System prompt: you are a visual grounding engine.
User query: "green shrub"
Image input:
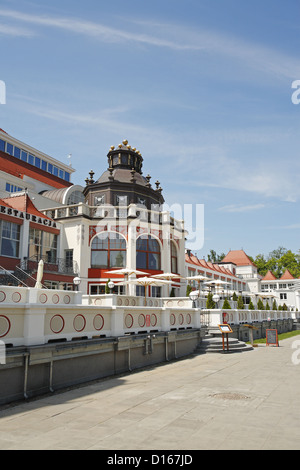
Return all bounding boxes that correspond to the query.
[222,298,231,309]
[237,295,244,310]
[206,292,215,309]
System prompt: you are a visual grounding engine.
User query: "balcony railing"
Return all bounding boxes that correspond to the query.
[40,203,185,232]
[21,255,79,276]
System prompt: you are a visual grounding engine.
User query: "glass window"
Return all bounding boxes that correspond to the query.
[136,285,145,297]
[59,169,64,179]
[28,154,34,165]
[151,286,161,298]
[41,160,47,171]
[91,232,126,269]
[53,166,58,176]
[0,139,5,152]
[5,183,10,192]
[67,190,85,205]
[171,241,178,274]
[65,172,70,182]
[48,163,53,174]
[28,228,57,263]
[14,147,21,159]
[121,154,128,165]
[0,221,20,258]
[21,151,28,162]
[6,143,13,155]
[136,235,161,270]
[65,249,73,268]
[34,156,41,168]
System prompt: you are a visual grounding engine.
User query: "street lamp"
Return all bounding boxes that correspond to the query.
[108,280,115,294]
[212,294,220,308]
[189,290,199,308]
[73,276,81,291]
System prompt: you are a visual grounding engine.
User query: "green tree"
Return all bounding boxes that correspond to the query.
[248,300,255,310]
[222,298,231,309]
[237,295,244,310]
[266,302,270,310]
[254,246,300,278]
[232,292,238,301]
[207,250,226,263]
[257,298,264,310]
[105,278,111,294]
[206,292,215,309]
[186,284,192,297]
[272,299,277,310]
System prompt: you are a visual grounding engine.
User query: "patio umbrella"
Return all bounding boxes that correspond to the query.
[120,276,172,305]
[34,259,44,289]
[152,272,185,280]
[105,268,148,294]
[186,275,210,296]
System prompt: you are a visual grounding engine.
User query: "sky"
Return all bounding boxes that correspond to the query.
[0,0,300,260]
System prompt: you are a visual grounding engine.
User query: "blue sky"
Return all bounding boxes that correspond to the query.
[0,0,300,260]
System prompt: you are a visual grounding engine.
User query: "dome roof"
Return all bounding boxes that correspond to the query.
[96,168,148,186]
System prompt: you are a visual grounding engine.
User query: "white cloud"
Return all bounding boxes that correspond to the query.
[218,203,265,213]
[0,8,299,79]
[0,23,34,37]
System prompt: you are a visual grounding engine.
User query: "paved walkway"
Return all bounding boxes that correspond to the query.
[0,336,300,450]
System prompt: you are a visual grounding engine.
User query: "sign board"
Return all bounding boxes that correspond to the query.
[218,324,233,334]
[266,329,279,347]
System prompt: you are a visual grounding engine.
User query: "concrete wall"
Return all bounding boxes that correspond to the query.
[0,329,201,406]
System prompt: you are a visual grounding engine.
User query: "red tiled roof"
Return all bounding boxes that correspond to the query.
[262,270,277,281]
[221,250,256,267]
[1,193,53,221]
[0,198,13,208]
[280,269,295,280]
[185,252,238,279]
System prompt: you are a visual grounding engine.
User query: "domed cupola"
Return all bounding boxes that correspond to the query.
[83,140,164,209]
[107,140,143,174]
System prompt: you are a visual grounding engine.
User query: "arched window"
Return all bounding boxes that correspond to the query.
[91,232,126,269]
[171,241,178,274]
[136,235,161,270]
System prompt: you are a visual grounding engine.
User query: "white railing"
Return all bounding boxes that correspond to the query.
[40,203,185,231]
[0,287,297,347]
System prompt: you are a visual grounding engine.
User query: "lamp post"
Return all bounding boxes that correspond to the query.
[212,294,220,309]
[73,276,81,291]
[108,280,115,294]
[189,290,199,309]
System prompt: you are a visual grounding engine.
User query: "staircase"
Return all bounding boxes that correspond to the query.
[195,327,254,354]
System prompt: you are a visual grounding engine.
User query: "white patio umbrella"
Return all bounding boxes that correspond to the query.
[35,259,44,289]
[105,268,148,277]
[256,292,277,298]
[186,275,210,296]
[118,276,172,305]
[105,268,148,294]
[204,280,230,286]
[151,273,186,281]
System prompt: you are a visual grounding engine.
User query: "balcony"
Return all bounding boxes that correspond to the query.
[21,255,79,276]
